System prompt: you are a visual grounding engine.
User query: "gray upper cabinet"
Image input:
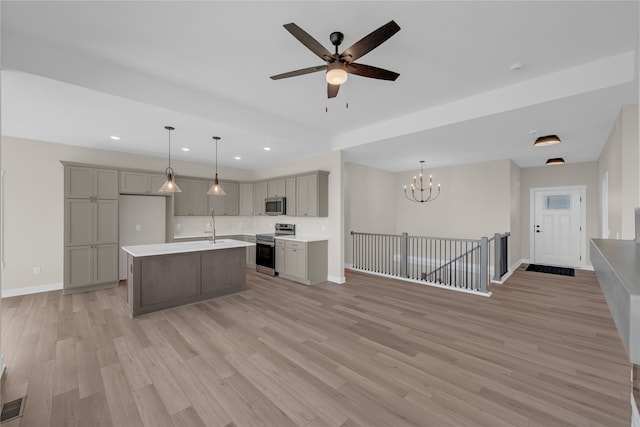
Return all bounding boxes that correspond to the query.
[267,179,286,198]
[120,171,167,194]
[239,183,254,216]
[285,177,297,217]
[174,178,209,216]
[208,181,239,216]
[253,182,267,216]
[296,171,329,217]
[66,166,118,199]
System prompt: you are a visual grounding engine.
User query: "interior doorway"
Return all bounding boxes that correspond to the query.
[530,186,585,268]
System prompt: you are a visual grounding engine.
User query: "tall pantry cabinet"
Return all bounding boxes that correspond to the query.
[63,163,119,293]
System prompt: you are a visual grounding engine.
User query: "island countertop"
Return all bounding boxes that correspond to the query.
[122,239,254,257]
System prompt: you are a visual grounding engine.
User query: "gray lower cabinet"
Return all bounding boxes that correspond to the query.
[65,244,118,290]
[246,236,256,267]
[277,239,328,285]
[120,171,167,194]
[174,178,209,216]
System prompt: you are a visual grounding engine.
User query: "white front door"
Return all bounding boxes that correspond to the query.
[533,189,583,268]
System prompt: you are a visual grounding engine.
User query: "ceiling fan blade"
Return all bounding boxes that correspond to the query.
[283,23,333,61]
[328,83,340,98]
[346,63,399,81]
[340,20,401,63]
[270,65,327,80]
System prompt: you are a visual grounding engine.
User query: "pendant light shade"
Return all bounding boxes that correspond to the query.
[159,126,182,193]
[207,136,226,196]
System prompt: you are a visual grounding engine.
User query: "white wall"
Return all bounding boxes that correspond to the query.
[520,162,599,265]
[344,163,397,265]
[598,104,639,240]
[509,161,522,266]
[0,136,252,295]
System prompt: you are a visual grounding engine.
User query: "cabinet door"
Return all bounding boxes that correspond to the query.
[307,174,318,217]
[285,178,296,216]
[285,246,306,280]
[296,175,310,217]
[239,183,254,216]
[173,178,190,215]
[275,245,285,273]
[149,175,167,194]
[66,199,93,246]
[190,180,209,215]
[268,179,286,198]
[247,236,256,266]
[224,182,239,216]
[94,244,118,284]
[95,169,119,199]
[66,246,93,288]
[120,171,149,193]
[253,182,267,216]
[94,200,119,244]
[66,166,94,198]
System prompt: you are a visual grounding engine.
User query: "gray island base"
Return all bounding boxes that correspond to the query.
[123,239,254,317]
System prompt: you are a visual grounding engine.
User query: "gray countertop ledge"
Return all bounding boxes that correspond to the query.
[591,238,640,364]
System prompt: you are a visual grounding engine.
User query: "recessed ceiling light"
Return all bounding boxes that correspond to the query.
[110,135,121,140]
[509,62,524,72]
[264,147,272,151]
[234,156,242,160]
[181,147,190,152]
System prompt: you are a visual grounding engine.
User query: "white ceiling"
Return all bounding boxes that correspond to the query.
[1,1,638,172]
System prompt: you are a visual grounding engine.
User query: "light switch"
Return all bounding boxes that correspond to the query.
[135,224,142,231]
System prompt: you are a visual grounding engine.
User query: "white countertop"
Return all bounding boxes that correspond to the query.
[275,235,328,243]
[122,239,255,257]
[174,231,259,240]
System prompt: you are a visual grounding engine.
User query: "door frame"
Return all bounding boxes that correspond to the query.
[529,185,587,269]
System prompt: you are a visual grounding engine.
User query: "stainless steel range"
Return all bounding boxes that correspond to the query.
[255,223,295,276]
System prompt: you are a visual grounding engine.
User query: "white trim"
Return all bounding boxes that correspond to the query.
[346,267,492,297]
[632,391,640,427]
[489,259,523,285]
[530,185,587,269]
[327,275,346,284]
[0,354,5,384]
[1,282,63,298]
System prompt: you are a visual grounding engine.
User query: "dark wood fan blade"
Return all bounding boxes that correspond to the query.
[346,63,399,81]
[270,65,327,80]
[283,23,333,61]
[340,20,401,63]
[328,83,340,98]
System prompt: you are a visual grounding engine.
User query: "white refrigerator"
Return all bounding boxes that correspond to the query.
[119,195,167,280]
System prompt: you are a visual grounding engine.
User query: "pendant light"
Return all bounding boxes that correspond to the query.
[159,126,182,192]
[207,136,226,195]
[403,160,441,203]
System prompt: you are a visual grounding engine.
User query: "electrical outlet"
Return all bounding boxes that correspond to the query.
[32,266,41,275]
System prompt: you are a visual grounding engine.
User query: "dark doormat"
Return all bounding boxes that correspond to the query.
[526,264,575,277]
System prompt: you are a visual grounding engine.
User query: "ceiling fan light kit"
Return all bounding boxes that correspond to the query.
[534,134,561,147]
[271,20,401,98]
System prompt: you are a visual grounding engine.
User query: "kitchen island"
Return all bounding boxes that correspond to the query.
[122,239,254,317]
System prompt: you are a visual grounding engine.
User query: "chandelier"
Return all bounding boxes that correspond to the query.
[404,160,440,203]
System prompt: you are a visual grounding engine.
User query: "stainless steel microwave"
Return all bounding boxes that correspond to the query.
[265,197,286,216]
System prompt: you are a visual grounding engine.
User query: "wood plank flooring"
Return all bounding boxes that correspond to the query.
[1,266,631,426]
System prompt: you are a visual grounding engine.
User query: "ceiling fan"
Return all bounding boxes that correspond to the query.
[270,20,401,98]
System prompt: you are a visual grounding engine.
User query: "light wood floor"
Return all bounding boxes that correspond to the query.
[1,266,631,426]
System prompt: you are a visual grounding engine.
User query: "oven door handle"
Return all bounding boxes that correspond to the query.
[256,241,275,247]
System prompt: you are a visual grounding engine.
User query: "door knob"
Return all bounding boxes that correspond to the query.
[536,230,541,233]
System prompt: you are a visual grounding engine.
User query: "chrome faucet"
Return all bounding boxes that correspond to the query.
[210,208,217,244]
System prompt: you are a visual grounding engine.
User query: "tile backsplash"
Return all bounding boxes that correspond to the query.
[173,215,328,237]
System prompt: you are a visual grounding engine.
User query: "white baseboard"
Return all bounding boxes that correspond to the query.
[1,282,63,298]
[632,392,640,427]
[327,275,346,284]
